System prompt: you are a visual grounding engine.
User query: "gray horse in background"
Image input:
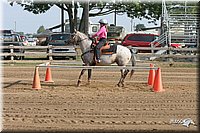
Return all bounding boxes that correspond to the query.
[69,30,137,87]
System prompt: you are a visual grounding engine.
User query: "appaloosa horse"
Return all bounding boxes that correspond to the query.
[69,30,137,87]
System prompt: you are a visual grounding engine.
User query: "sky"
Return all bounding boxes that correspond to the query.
[1,0,160,34]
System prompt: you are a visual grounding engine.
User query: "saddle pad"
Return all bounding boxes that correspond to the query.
[101,44,117,54]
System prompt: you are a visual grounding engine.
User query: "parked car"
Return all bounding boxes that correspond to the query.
[0,29,14,34]
[20,35,29,46]
[122,33,160,53]
[27,38,37,46]
[1,33,25,60]
[47,33,77,60]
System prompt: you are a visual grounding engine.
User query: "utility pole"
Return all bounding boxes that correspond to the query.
[114,1,117,26]
[61,4,64,32]
[130,18,133,31]
[114,7,117,26]
[83,1,89,35]
[14,21,16,31]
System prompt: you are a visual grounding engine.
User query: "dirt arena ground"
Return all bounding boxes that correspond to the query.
[1,61,199,132]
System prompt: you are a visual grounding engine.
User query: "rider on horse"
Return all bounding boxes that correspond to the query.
[91,19,108,63]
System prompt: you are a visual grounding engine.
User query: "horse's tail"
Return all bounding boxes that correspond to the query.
[129,47,137,78]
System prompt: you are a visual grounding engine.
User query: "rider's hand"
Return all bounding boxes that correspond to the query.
[89,36,93,40]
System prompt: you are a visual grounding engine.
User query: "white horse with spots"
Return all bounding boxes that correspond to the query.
[69,30,137,87]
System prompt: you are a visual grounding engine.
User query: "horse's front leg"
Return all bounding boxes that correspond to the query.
[87,69,92,84]
[121,69,129,87]
[77,69,87,87]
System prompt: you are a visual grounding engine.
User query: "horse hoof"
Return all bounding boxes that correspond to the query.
[76,84,80,87]
[77,81,81,87]
[116,84,120,87]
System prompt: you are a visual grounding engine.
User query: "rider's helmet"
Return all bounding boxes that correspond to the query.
[99,19,108,25]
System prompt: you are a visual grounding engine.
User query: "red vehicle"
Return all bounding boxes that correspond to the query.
[20,35,28,46]
[122,33,160,53]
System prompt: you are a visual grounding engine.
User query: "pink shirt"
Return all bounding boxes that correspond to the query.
[92,25,107,39]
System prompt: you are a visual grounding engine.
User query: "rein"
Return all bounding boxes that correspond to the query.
[72,34,93,64]
[76,37,88,43]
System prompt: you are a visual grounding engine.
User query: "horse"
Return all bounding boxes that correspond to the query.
[68,30,137,87]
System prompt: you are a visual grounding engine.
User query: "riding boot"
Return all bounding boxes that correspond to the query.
[96,48,101,62]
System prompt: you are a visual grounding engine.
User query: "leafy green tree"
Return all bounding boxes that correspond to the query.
[135,24,145,31]
[166,1,198,14]
[16,32,24,36]
[8,0,164,33]
[37,25,45,34]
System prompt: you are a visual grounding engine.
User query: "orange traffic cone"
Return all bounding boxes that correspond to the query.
[153,68,165,92]
[32,67,41,89]
[148,64,155,86]
[44,65,54,83]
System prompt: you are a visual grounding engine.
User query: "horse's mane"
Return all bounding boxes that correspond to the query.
[76,31,88,39]
[75,30,92,47]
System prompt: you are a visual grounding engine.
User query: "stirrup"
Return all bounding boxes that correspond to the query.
[97,59,101,63]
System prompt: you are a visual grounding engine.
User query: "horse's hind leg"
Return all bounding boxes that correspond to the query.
[121,69,129,87]
[77,69,87,87]
[87,69,92,84]
[117,69,124,87]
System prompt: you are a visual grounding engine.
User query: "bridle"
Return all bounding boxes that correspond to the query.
[76,37,89,43]
[69,33,94,64]
[72,33,89,45]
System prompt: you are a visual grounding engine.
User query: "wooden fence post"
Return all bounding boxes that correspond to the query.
[151,43,154,54]
[10,45,14,61]
[49,45,53,60]
[168,32,173,62]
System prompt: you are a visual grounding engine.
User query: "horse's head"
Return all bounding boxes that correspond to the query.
[67,29,91,47]
[66,30,79,46]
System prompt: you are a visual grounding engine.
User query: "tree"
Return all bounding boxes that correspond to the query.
[37,25,45,34]
[135,24,145,31]
[8,0,164,33]
[166,1,198,14]
[126,2,162,24]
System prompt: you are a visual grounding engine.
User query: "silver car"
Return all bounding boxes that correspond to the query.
[47,33,77,60]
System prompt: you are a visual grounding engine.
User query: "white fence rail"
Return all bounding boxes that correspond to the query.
[0,45,198,61]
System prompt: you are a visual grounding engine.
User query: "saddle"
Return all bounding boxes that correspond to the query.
[100,42,113,55]
[92,41,117,55]
[89,39,117,65]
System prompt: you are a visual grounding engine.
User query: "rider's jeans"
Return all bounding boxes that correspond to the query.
[95,38,107,60]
